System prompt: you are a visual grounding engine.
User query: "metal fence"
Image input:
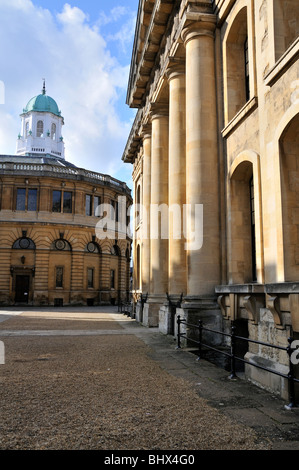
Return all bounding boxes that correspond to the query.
[177,315,299,409]
[118,301,132,316]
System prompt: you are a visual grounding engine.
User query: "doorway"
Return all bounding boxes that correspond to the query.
[15,275,30,303]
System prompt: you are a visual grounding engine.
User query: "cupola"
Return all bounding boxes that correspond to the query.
[16,81,65,160]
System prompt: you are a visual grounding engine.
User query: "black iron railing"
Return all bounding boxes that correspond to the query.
[118,301,132,316]
[177,315,299,409]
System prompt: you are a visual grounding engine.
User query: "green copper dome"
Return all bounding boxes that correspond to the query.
[22,83,62,117]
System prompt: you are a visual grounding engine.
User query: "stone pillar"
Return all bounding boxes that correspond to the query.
[143,104,169,326]
[167,63,187,297]
[182,16,221,297]
[141,127,151,295]
[150,105,169,295]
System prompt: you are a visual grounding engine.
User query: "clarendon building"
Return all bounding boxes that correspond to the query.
[122,0,299,399]
[0,83,132,307]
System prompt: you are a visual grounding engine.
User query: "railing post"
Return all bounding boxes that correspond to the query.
[285,337,296,410]
[229,323,237,379]
[177,315,181,349]
[197,320,203,360]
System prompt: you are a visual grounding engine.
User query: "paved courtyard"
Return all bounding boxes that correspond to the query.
[0,306,298,451]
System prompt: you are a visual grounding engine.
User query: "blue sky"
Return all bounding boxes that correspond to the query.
[0,0,138,187]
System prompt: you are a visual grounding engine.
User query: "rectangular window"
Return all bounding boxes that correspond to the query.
[16,188,26,211]
[52,190,62,213]
[115,201,119,222]
[94,196,101,217]
[249,177,257,282]
[87,268,94,288]
[244,37,250,102]
[16,188,38,211]
[110,269,115,289]
[86,194,92,216]
[28,189,37,211]
[63,191,72,213]
[111,200,119,222]
[56,267,63,288]
[52,190,73,213]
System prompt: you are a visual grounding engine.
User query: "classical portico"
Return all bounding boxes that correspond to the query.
[123,2,222,330]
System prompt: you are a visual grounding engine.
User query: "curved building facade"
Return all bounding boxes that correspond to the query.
[0,85,132,306]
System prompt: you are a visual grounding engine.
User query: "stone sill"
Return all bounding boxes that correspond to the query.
[221,96,258,138]
[264,38,299,87]
[216,282,299,295]
[215,284,264,294]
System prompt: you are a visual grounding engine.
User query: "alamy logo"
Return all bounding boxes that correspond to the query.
[0,81,4,105]
[290,340,299,365]
[0,341,4,364]
[95,196,204,251]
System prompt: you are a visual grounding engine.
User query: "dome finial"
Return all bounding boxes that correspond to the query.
[42,78,46,95]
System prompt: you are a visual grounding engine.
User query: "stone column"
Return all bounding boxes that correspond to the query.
[167,63,187,297]
[182,16,221,297]
[141,127,151,295]
[143,104,169,326]
[150,105,169,295]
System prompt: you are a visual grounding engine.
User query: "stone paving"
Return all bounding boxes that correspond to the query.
[0,306,299,451]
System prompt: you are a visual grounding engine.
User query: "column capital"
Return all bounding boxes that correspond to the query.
[165,58,185,81]
[181,13,217,44]
[139,123,152,140]
[149,102,169,121]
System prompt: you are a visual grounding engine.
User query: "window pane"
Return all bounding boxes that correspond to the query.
[63,192,72,213]
[51,123,56,140]
[110,269,115,289]
[94,196,101,216]
[56,267,63,288]
[87,268,94,288]
[16,188,26,211]
[52,190,62,212]
[85,195,92,216]
[37,120,44,137]
[28,189,37,211]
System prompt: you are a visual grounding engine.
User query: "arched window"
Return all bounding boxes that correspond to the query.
[37,120,44,137]
[136,244,141,290]
[13,237,36,250]
[25,122,30,138]
[136,183,141,226]
[51,123,56,140]
[230,161,256,283]
[224,6,249,123]
[111,244,121,256]
[52,239,72,251]
[86,241,101,254]
[274,0,299,61]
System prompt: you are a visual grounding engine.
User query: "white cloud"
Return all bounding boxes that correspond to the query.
[0,0,136,184]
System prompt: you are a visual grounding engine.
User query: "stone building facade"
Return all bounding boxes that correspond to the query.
[0,86,132,307]
[122,0,299,399]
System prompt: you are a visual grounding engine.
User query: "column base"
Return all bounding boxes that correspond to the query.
[175,296,222,347]
[159,295,183,335]
[245,352,289,401]
[143,295,166,327]
[135,301,143,323]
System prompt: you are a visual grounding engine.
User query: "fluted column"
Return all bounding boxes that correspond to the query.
[150,104,169,296]
[141,127,151,294]
[182,16,221,296]
[167,64,187,296]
